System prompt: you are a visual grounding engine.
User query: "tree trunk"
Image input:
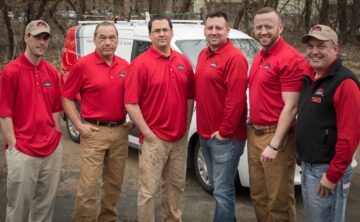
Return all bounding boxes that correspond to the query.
[233,2,245,30]
[349,0,360,44]
[303,0,312,30]
[0,0,15,60]
[337,0,347,45]
[319,0,329,24]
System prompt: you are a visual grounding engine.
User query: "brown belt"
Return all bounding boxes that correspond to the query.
[249,124,277,136]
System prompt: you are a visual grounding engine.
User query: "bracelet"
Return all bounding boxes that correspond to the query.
[268,143,279,151]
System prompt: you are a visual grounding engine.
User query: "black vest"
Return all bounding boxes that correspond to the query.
[296,60,360,163]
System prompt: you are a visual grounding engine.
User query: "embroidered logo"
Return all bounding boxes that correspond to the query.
[177,64,185,71]
[264,63,270,70]
[311,87,323,103]
[37,21,48,28]
[310,25,322,32]
[314,87,324,97]
[118,72,126,78]
[209,62,217,68]
[43,80,52,87]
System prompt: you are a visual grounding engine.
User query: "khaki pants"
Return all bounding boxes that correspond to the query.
[6,144,62,222]
[247,127,296,222]
[73,125,128,222]
[138,133,188,222]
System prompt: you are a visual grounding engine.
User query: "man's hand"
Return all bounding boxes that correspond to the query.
[123,121,135,131]
[77,123,99,137]
[260,145,278,162]
[210,131,228,141]
[317,173,336,197]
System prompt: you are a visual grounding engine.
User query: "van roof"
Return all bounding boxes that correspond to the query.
[77,20,253,40]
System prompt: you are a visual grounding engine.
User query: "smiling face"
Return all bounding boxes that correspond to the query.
[204,16,229,51]
[24,32,50,58]
[93,25,118,62]
[305,38,338,74]
[253,11,283,51]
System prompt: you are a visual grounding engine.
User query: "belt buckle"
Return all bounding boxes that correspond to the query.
[254,128,264,136]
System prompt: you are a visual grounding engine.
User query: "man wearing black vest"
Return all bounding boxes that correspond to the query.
[297,24,360,222]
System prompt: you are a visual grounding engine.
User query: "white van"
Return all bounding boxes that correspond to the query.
[60,20,303,193]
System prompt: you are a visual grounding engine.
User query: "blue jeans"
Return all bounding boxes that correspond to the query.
[302,162,352,222]
[200,137,245,222]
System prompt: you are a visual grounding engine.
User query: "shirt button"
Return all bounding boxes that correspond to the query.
[170,69,173,71]
[110,76,113,79]
[36,82,39,85]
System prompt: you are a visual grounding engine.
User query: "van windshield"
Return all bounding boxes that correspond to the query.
[175,39,260,69]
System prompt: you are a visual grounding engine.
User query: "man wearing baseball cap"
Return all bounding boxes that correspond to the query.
[296,24,360,222]
[0,20,62,221]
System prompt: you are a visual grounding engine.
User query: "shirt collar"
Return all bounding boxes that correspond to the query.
[307,58,339,81]
[149,44,174,60]
[206,39,232,56]
[20,53,44,68]
[260,37,285,57]
[93,51,118,67]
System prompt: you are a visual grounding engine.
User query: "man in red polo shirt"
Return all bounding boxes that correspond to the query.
[248,7,307,221]
[195,12,248,222]
[125,15,195,222]
[0,20,62,222]
[62,22,130,221]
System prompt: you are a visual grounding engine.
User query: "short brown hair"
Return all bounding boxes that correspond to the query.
[255,7,281,21]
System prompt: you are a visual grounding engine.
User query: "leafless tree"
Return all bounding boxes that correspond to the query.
[0,0,15,60]
[319,0,329,25]
[337,0,347,44]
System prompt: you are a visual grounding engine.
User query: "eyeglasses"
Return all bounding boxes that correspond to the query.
[151,28,171,34]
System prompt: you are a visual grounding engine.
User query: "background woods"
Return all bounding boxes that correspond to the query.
[1,0,360,63]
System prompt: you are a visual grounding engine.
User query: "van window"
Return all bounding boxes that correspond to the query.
[131,40,151,61]
[175,39,260,68]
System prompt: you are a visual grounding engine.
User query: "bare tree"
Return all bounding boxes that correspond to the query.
[319,0,329,24]
[337,0,347,44]
[0,0,15,60]
[349,0,360,44]
[303,0,312,30]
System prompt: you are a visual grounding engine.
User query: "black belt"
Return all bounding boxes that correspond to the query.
[249,124,277,136]
[83,118,125,127]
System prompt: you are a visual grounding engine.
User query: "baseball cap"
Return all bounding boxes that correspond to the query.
[301,24,338,44]
[25,20,51,36]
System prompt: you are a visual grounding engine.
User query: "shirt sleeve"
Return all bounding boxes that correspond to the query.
[124,59,144,104]
[0,66,19,117]
[279,53,306,92]
[326,79,360,184]
[61,63,84,100]
[219,53,248,138]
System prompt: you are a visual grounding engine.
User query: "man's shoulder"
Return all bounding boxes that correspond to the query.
[1,57,22,76]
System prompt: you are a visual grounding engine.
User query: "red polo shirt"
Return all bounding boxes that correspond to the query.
[249,37,306,125]
[0,53,62,157]
[62,52,129,122]
[125,45,195,143]
[195,39,248,140]
[305,62,360,184]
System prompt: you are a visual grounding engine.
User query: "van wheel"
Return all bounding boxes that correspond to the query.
[66,117,80,143]
[194,140,213,194]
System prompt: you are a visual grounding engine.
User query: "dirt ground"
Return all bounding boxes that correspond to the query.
[1,120,360,221]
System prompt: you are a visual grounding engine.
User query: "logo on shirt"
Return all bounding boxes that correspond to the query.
[43,80,52,88]
[264,63,271,70]
[177,64,185,71]
[209,62,217,68]
[311,87,324,103]
[314,87,324,97]
[118,72,126,78]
